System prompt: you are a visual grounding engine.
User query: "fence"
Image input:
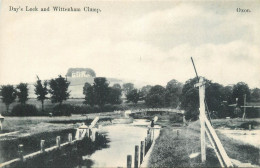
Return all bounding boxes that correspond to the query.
[126,126,154,168]
[0,117,99,168]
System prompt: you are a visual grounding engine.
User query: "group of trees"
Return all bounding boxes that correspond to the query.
[1,74,259,119]
[0,75,70,114]
[83,77,122,107]
[180,77,259,120]
[122,79,183,108]
[0,83,29,113]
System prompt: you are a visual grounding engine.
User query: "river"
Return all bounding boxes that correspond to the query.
[81,119,158,167]
[0,119,160,168]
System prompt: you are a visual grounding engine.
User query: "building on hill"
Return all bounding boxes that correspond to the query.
[66,68,96,78]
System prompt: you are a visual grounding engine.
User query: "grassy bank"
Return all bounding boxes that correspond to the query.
[148,119,260,167]
[148,126,219,167]
[189,121,259,165]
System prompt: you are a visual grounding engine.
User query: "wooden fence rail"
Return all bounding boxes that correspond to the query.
[0,117,100,168]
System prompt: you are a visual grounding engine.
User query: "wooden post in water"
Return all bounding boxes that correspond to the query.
[56,136,61,149]
[40,140,45,152]
[140,141,144,164]
[127,155,132,168]
[68,133,73,143]
[134,145,139,168]
[195,77,206,163]
[18,144,24,162]
[144,138,147,156]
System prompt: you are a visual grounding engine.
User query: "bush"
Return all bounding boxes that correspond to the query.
[52,104,72,116]
[169,113,183,123]
[11,104,38,116]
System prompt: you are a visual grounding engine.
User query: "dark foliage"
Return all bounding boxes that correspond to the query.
[0,85,16,113]
[83,83,95,106]
[49,75,70,105]
[34,76,48,111]
[107,87,122,104]
[123,83,134,95]
[16,83,29,104]
[232,82,250,106]
[52,104,72,116]
[145,85,166,108]
[165,79,183,108]
[251,88,260,102]
[126,89,139,104]
[11,104,38,116]
[93,77,109,107]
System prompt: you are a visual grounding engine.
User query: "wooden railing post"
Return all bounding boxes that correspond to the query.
[18,144,24,161]
[134,145,139,168]
[140,141,144,164]
[127,155,132,168]
[56,136,61,149]
[40,140,45,152]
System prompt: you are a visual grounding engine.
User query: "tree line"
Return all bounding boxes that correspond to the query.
[0,75,260,118]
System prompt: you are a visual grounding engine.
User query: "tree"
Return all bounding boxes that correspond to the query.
[0,85,16,113]
[206,82,224,113]
[221,86,233,104]
[112,83,121,90]
[165,79,183,108]
[145,85,166,108]
[34,76,48,111]
[126,89,139,104]
[93,77,109,108]
[83,85,95,106]
[123,83,134,95]
[107,87,122,104]
[83,82,92,96]
[251,88,260,102]
[16,83,29,104]
[139,85,152,100]
[180,77,199,120]
[49,75,70,105]
[232,82,250,106]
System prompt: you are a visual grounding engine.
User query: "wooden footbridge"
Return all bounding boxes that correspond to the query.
[130,108,184,114]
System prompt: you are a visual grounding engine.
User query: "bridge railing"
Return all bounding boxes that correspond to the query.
[131,108,184,114]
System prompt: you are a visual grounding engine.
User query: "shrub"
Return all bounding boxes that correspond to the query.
[11,104,38,116]
[52,104,72,116]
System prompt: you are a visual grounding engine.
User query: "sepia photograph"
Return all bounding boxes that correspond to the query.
[0,0,259,167]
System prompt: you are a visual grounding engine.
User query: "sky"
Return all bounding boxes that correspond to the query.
[0,0,260,88]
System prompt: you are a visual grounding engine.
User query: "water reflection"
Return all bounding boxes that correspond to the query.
[1,119,153,168]
[82,119,151,168]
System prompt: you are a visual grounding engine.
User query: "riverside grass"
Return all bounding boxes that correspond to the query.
[148,120,259,167]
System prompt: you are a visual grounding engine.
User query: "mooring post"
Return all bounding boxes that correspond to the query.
[134,145,139,168]
[127,155,132,168]
[195,77,206,163]
[144,138,148,155]
[40,140,45,152]
[140,141,144,164]
[56,136,61,149]
[68,133,73,143]
[18,144,24,162]
[249,124,251,131]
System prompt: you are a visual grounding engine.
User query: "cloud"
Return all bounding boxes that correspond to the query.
[0,1,259,88]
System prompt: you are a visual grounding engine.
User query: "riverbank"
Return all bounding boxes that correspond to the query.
[0,114,119,140]
[148,119,260,167]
